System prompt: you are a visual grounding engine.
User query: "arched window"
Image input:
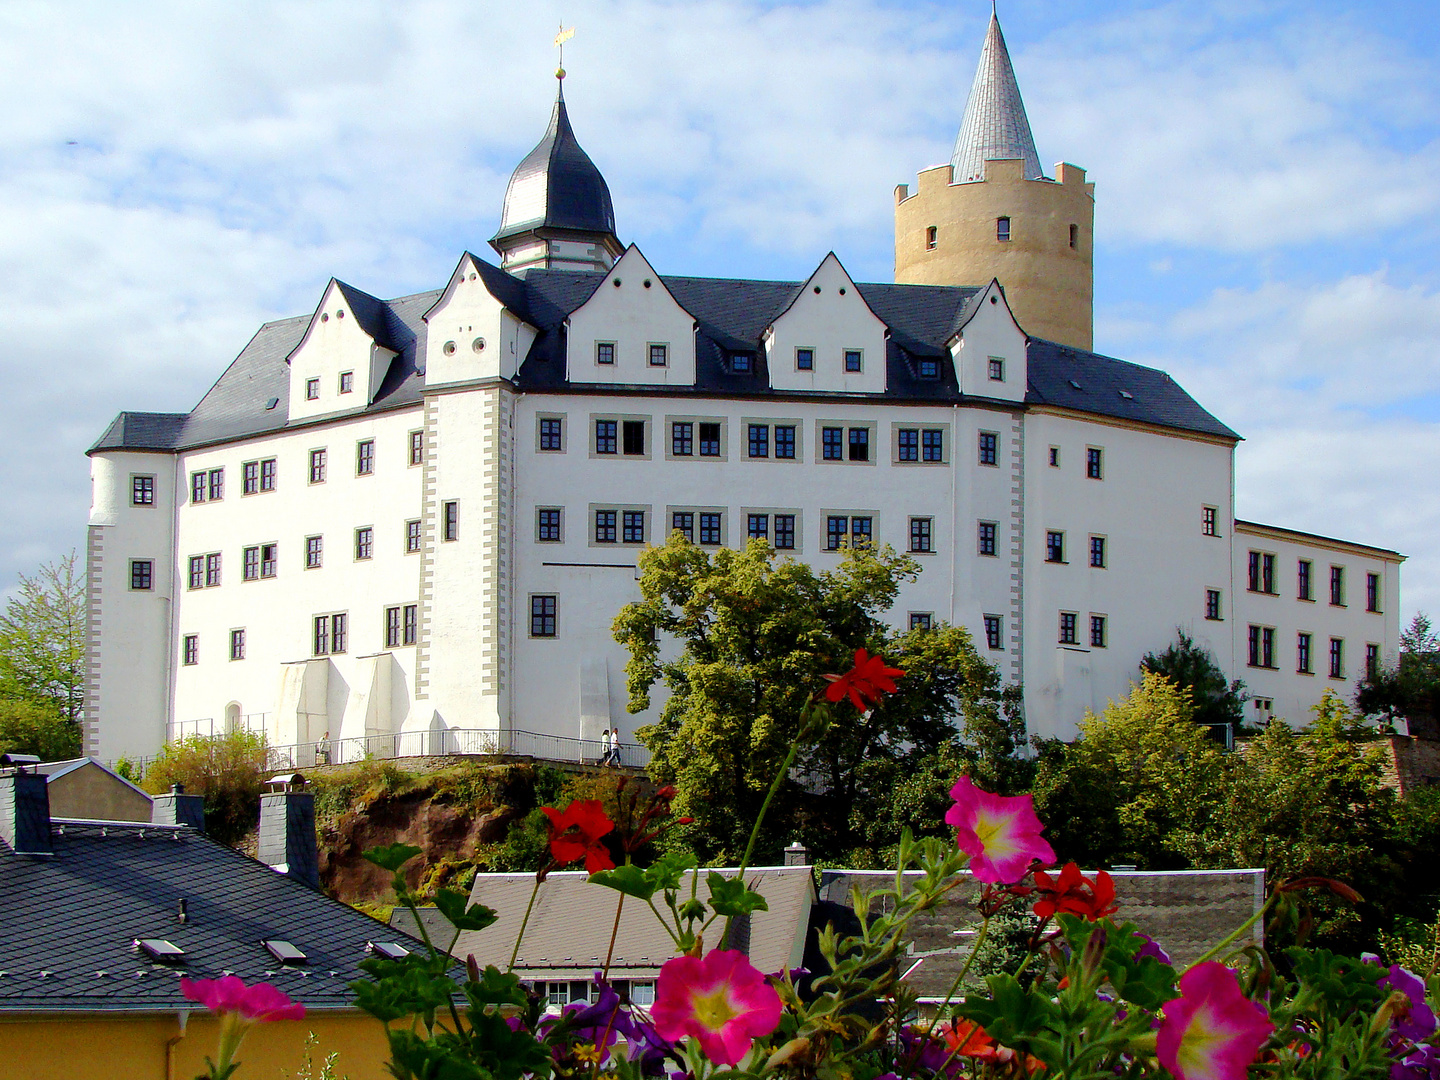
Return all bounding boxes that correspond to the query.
[1069,223,1078,249]
[996,217,1011,242]
[925,225,937,250]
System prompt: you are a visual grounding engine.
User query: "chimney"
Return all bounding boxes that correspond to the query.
[152,783,206,834]
[784,840,809,867]
[0,754,52,855]
[258,773,319,889]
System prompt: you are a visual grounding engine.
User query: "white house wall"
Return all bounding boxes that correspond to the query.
[766,255,889,395]
[566,248,696,386]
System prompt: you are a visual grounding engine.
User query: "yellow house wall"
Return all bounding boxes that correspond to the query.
[0,1011,393,1080]
[47,764,152,822]
[894,159,1095,351]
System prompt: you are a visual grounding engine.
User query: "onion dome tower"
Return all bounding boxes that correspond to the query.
[491,74,624,276]
[894,8,1094,350]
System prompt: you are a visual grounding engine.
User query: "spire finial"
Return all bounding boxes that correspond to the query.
[554,23,574,81]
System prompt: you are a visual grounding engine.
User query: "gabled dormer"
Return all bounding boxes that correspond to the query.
[565,245,696,386]
[422,252,536,387]
[763,253,888,394]
[287,279,397,422]
[948,279,1027,402]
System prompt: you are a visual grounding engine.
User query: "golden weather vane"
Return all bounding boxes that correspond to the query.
[554,23,575,79]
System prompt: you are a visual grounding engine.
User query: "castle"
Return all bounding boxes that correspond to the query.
[83,12,1402,764]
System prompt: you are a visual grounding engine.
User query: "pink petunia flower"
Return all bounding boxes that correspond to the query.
[181,975,306,1022]
[651,949,783,1067]
[944,775,1056,884]
[1157,962,1274,1080]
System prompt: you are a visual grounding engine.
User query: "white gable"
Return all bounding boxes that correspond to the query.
[950,280,1027,402]
[565,246,696,386]
[764,253,888,394]
[287,280,396,421]
[423,254,536,387]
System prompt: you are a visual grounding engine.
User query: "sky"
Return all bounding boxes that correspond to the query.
[0,0,1437,623]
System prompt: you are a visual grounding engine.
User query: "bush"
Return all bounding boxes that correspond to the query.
[0,697,81,760]
[143,729,268,845]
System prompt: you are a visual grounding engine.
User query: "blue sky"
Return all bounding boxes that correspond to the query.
[0,0,1437,628]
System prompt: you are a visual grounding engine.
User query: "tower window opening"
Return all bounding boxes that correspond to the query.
[996,217,1011,243]
[1069,223,1078,249]
[925,226,937,250]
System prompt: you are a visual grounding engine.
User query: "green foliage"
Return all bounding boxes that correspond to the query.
[142,728,268,845]
[0,696,80,760]
[1140,628,1247,733]
[1357,612,1440,733]
[0,551,86,722]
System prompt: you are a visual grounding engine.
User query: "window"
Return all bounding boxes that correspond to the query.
[183,635,198,666]
[748,424,769,458]
[898,429,918,462]
[918,429,942,463]
[443,501,459,542]
[826,516,847,551]
[309,449,327,484]
[622,420,645,456]
[205,553,221,587]
[243,461,259,495]
[1248,625,1276,669]
[984,615,1003,650]
[623,510,646,544]
[747,513,769,541]
[671,422,693,456]
[385,605,421,649]
[918,357,940,379]
[595,510,617,544]
[1330,566,1345,607]
[187,555,203,590]
[357,440,375,476]
[1085,447,1103,480]
[1202,507,1218,536]
[1329,637,1344,679]
[826,516,871,551]
[909,517,933,553]
[910,612,933,631]
[978,431,998,466]
[595,420,617,455]
[1298,559,1313,601]
[851,516,873,547]
[204,468,222,500]
[731,353,752,372]
[848,427,869,462]
[261,544,277,578]
[243,546,260,581]
[666,511,693,542]
[1367,573,1381,613]
[130,559,153,591]
[775,424,797,459]
[1297,633,1313,674]
[1059,612,1078,645]
[305,377,320,401]
[596,342,615,365]
[409,430,424,466]
[1090,615,1107,648]
[404,604,418,647]
[925,225,937,250]
[1205,589,1222,621]
[1069,223,1079,249]
[385,606,402,649]
[132,475,155,506]
[822,427,843,460]
[1247,552,1276,593]
[978,521,997,557]
[698,423,721,457]
[190,472,207,503]
[230,629,246,661]
[649,343,668,367]
[539,418,564,452]
[795,347,814,371]
[988,357,1004,382]
[996,216,1011,242]
[1089,536,1106,568]
[406,519,422,553]
[306,535,323,569]
[1367,643,1380,678]
[339,371,354,394]
[699,512,722,546]
[313,613,347,656]
[258,458,276,491]
[774,514,795,549]
[844,349,863,373]
[1046,531,1065,564]
[1048,446,1060,467]
[355,527,374,560]
[537,509,562,542]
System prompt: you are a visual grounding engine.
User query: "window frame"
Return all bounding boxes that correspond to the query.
[129,559,154,591]
[978,430,999,467]
[908,516,933,554]
[182,634,199,666]
[1089,614,1107,649]
[1046,531,1065,564]
[1329,637,1345,679]
[1202,506,1218,536]
[442,501,459,542]
[1329,565,1346,607]
[131,474,156,506]
[308,448,328,485]
[648,342,669,368]
[1205,588,1223,621]
[339,370,354,395]
[1059,612,1078,645]
[409,430,425,467]
[355,526,374,561]
[987,357,1005,382]
[1297,632,1313,674]
[1367,572,1381,613]
[996,216,1011,242]
[1089,535,1106,569]
[305,535,323,569]
[537,415,565,453]
[405,519,422,554]
[844,349,863,374]
[229,628,246,661]
[536,507,563,543]
[356,439,375,476]
[978,521,998,557]
[1085,446,1103,480]
[595,341,616,366]
[909,612,933,631]
[983,615,1004,650]
[794,347,814,371]
[305,377,320,401]
[1297,559,1313,601]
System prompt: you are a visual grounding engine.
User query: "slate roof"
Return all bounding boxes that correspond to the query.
[89,258,1237,454]
[0,819,417,1013]
[951,11,1045,183]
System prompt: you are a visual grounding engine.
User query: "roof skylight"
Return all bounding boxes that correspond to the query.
[263,939,308,964]
[133,938,185,963]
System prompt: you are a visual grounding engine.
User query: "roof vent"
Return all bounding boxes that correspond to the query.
[133,939,185,964]
[1068,379,1082,391]
[367,941,410,961]
[1119,390,1134,400]
[265,398,279,411]
[263,939,308,965]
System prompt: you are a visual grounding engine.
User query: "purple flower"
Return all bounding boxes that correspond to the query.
[899,1026,960,1077]
[1134,932,1173,966]
[540,974,637,1062]
[1392,1043,1440,1080]
[1381,965,1437,1043]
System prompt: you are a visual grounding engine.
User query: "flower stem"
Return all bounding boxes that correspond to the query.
[602,893,625,980]
[508,877,543,973]
[724,736,802,944]
[1184,893,1274,971]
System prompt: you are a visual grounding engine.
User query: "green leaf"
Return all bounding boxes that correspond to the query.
[707,871,769,916]
[363,842,423,873]
[433,888,499,932]
[590,862,657,901]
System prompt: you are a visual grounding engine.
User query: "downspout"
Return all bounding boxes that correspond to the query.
[166,1010,190,1080]
[949,403,959,626]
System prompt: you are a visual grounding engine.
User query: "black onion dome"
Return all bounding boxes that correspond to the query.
[493,84,618,244]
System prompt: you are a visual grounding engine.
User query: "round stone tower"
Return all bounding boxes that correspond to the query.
[894,11,1094,351]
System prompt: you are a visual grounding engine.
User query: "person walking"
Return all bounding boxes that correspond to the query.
[599,726,613,767]
[607,729,624,768]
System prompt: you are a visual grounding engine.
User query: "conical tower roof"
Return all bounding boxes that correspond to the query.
[950,10,1044,183]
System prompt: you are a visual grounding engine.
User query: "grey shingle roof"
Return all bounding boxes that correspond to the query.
[951,11,1045,183]
[0,819,416,1012]
[89,256,1237,454]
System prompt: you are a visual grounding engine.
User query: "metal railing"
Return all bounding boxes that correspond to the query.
[255,728,651,771]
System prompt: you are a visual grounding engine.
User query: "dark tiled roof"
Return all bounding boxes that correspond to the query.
[89,257,1237,454]
[0,819,416,1012]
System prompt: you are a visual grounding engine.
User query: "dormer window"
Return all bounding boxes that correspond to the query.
[649,343,668,367]
[925,226,938,250]
[339,371,354,394]
[795,347,814,371]
[988,357,1005,382]
[996,217,1011,243]
[917,357,939,379]
[596,342,615,365]
[731,353,752,373]
[844,350,863,373]
[305,378,320,401]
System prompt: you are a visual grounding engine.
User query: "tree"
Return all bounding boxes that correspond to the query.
[0,697,81,760]
[1140,629,1247,734]
[613,536,1015,865]
[1356,613,1440,736]
[143,729,269,846]
[0,551,86,723]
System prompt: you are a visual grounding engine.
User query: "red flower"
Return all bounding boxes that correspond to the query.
[822,648,905,712]
[938,1019,1003,1061]
[540,799,616,873]
[1030,863,1117,921]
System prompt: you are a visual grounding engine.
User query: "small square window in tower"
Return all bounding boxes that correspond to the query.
[925,225,937,250]
[996,217,1011,242]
